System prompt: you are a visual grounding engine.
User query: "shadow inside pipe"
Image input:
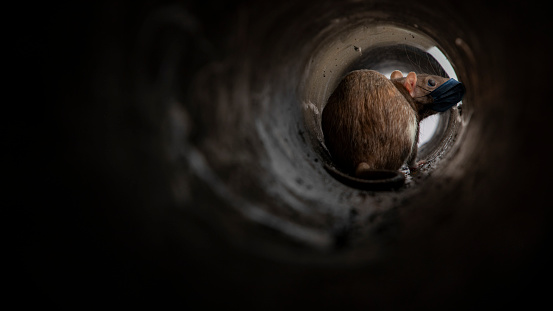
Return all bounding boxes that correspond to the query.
[23,0,552,308]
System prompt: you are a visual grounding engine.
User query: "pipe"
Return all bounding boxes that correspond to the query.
[21,0,552,308]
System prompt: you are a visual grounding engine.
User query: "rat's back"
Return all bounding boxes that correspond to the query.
[322,70,417,175]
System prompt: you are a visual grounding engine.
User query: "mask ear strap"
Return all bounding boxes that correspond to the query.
[429,79,458,99]
[415,83,436,98]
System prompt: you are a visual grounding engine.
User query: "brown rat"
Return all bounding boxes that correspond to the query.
[321,69,463,189]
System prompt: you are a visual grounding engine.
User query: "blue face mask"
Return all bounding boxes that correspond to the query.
[428,78,466,112]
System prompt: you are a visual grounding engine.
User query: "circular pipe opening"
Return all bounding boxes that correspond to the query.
[158,4,477,264]
[301,22,465,186]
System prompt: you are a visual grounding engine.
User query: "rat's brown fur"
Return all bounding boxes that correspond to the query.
[321,70,449,177]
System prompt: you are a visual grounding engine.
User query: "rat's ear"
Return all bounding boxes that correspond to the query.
[404,72,417,97]
[390,70,403,79]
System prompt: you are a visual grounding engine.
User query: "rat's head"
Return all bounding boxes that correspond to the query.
[391,70,465,118]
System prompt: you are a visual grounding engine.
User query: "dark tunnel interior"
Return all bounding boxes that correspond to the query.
[15,0,553,308]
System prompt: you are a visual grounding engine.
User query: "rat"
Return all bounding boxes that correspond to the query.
[321,69,465,190]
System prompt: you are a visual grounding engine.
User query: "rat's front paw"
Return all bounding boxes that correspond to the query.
[409,160,427,172]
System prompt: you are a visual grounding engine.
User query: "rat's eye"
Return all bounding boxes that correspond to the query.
[428,79,436,87]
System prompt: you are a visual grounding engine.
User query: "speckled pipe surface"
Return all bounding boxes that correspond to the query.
[17,0,553,308]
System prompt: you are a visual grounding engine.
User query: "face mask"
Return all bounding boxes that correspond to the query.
[428,78,466,112]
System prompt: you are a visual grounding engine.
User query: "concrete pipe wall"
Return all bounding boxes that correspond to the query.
[19,0,552,308]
